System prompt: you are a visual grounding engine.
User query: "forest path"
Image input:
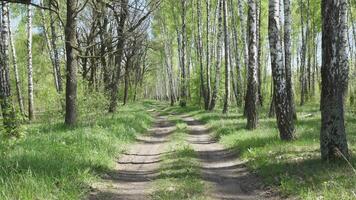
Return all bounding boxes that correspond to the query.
[88,111,280,200]
[182,115,280,200]
[88,113,175,200]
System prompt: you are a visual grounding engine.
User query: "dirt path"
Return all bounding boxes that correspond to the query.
[89,112,280,200]
[182,116,279,200]
[88,115,175,200]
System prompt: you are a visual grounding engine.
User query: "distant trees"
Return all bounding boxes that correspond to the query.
[0,0,353,163]
[320,0,349,160]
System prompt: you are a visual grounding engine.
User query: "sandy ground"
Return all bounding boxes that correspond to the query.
[182,116,280,200]
[88,113,281,200]
[88,115,175,200]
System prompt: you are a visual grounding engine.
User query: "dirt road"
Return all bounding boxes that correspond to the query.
[88,115,175,200]
[89,113,280,200]
[182,116,278,200]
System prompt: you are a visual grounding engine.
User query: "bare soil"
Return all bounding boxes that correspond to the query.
[182,115,280,200]
[88,113,281,200]
[88,115,175,200]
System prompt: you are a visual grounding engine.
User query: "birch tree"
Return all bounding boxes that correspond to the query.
[0,2,19,135]
[320,0,349,160]
[27,5,35,121]
[8,9,24,115]
[209,0,223,111]
[180,0,188,107]
[284,0,297,119]
[269,0,295,140]
[246,0,258,129]
[222,0,230,114]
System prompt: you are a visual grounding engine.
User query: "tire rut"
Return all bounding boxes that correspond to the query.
[88,115,175,200]
[182,115,280,200]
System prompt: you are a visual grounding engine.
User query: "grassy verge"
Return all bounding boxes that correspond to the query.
[0,102,155,200]
[162,104,356,200]
[152,118,205,200]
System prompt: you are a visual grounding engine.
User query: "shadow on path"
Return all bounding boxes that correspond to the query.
[182,116,281,200]
[88,115,175,200]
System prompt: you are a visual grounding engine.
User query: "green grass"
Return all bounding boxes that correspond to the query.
[164,103,356,200]
[0,102,155,200]
[152,120,205,200]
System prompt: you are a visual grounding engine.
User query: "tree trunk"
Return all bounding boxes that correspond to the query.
[8,10,24,115]
[269,0,295,141]
[197,0,207,109]
[206,0,212,109]
[299,0,308,106]
[180,0,187,107]
[257,0,263,107]
[27,5,35,121]
[49,0,62,93]
[123,59,130,105]
[0,2,18,135]
[246,0,258,129]
[238,0,249,85]
[284,0,297,119]
[39,3,61,94]
[229,0,243,107]
[209,0,223,111]
[222,0,230,114]
[161,21,175,106]
[64,0,78,125]
[109,0,128,113]
[320,0,349,161]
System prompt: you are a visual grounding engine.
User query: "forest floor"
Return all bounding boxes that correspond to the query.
[88,104,281,200]
[1,101,354,200]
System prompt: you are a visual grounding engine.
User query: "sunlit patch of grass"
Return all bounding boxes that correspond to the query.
[152,122,205,200]
[0,102,154,200]
[168,103,356,199]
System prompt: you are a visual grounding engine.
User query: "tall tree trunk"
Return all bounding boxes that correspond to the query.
[206,0,212,109]
[0,3,18,135]
[109,0,128,113]
[320,0,349,160]
[197,0,207,109]
[64,0,78,125]
[39,3,60,94]
[161,21,175,106]
[222,0,230,114]
[8,10,24,115]
[246,0,258,129]
[229,0,243,107]
[49,0,62,93]
[27,5,35,121]
[180,0,187,107]
[299,0,308,106]
[238,0,249,86]
[100,15,110,92]
[209,0,223,111]
[123,59,130,105]
[284,0,297,119]
[257,0,263,107]
[269,0,295,141]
